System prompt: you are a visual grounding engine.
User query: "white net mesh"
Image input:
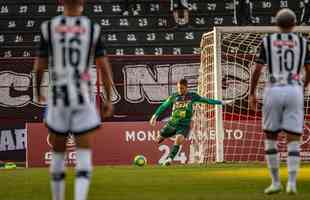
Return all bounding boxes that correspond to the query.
[190,27,310,163]
[190,32,217,163]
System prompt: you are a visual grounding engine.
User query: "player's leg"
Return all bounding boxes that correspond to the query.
[167,134,185,160]
[163,125,189,165]
[71,104,101,200]
[162,134,184,166]
[264,131,281,194]
[74,132,96,200]
[168,125,189,160]
[48,132,67,200]
[157,123,176,144]
[45,106,70,200]
[157,124,177,165]
[285,133,301,195]
[262,87,283,194]
[282,86,304,195]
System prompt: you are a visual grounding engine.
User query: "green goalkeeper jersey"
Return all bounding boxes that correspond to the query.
[153,92,222,127]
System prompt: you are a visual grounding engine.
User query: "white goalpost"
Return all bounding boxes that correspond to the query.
[190,26,310,164]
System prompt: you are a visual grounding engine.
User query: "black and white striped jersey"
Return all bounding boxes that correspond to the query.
[37,15,106,107]
[256,33,310,85]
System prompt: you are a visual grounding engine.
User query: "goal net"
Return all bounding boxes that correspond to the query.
[189,26,310,164]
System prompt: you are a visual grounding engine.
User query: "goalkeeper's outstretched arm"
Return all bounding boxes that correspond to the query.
[194,94,233,105]
[149,96,173,126]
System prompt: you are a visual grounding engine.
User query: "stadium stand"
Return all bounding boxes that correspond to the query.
[0,0,308,57]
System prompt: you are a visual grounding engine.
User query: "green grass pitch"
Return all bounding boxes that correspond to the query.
[1,164,310,200]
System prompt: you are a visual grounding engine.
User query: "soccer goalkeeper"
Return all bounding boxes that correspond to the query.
[149,79,230,165]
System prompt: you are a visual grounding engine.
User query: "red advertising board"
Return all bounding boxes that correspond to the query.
[26,122,190,167]
[0,121,26,162]
[26,120,310,167]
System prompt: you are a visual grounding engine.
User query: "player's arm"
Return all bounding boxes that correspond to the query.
[304,42,310,88]
[249,64,264,111]
[34,25,49,103]
[304,64,310,88]
[193,95,224,105]
[192,92,233,105]
[249,40,266,111]
[34,58,48,102]
[96,57,113,102]
[249,63,264,99]
[149,96,173,126]
[95,29,114,117]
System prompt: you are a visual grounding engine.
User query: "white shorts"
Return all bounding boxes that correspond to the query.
[45,103,101,135]
[262,85,304,135]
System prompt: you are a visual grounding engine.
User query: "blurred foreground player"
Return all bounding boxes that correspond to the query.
[150,79,231,165]
[249,8,310,195]
[34,0,114,200]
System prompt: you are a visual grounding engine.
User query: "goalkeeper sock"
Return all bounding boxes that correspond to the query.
[75,149,92,200]
[265,139,280,186]
[50,151,66,200]
[287,141,300,187]
[168,145,180,160]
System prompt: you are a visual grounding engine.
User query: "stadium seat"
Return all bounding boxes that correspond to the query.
[0,0,307,56]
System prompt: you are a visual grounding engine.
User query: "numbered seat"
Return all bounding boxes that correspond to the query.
[251,0,302,14]
[0,32,40,47]
[0,47,35,57]
[96,16,175,30]
[2,0,307,57]
[103,30,207,45]
[84,1,170,16]
[194,0,235,15]
[0,19,25,31]
[84,3,123,16]
[0,18,46,31]
[108,46,200,56]
[248,15,272,25]
[0,3,63,17]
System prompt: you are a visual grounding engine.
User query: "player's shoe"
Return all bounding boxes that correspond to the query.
[286,183,297,195]
[264,184,282,195]
[161,158,172,166]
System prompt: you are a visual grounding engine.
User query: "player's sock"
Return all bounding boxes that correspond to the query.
[50,151,66,200]
[287,141,300,188]
[265,139,280,186]
[168,145,180,160]
[75,149,92,200]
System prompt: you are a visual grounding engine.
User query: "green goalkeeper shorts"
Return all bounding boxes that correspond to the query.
[160,123,190,138]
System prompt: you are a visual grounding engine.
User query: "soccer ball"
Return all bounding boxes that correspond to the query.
[4,162,16,169]
[133,155,147,167]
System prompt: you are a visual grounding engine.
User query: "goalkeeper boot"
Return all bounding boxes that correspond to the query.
[286,183,297,195]
[264,184,282,195]
[162,158,172,166]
